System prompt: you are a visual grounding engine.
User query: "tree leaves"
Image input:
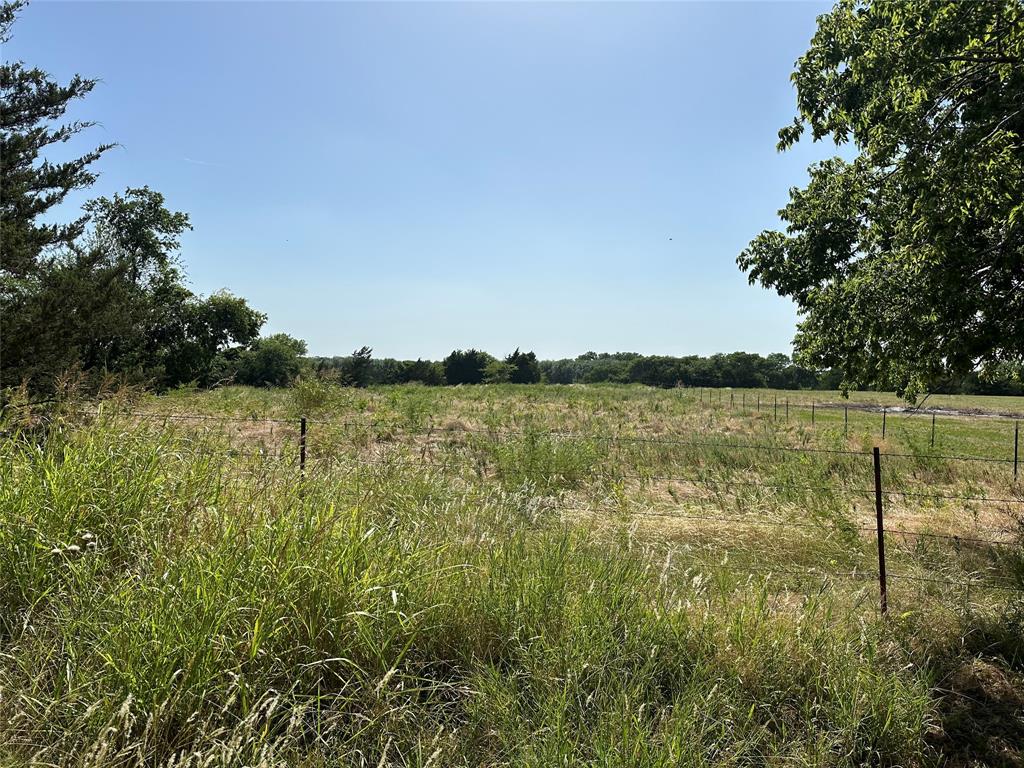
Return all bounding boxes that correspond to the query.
[739,0,1024,400]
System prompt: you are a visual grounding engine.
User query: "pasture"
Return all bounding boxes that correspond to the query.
[1,383,1022,767]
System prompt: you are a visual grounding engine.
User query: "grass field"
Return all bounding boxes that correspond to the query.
[2,383,1023,767]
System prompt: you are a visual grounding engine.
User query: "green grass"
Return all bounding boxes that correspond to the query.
[2,384,1023,766]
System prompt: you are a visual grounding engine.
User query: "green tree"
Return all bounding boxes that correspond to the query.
[163,291,265,387]
[234,334,308,387]
[1,187,265,391]
[506,348,541,384]
[402,358,445,385]
[443,349,494,385]
[483,359,514,384]
[340,346,373,388]
[738,0,1024,399]
[0,0,113,280]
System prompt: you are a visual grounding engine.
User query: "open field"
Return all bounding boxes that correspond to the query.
[718,388,1024,418]
[2,384,1023,767]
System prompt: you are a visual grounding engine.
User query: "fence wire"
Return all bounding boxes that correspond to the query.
[3,403,1022,604]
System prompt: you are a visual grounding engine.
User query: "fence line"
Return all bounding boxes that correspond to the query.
[4,404,1022,610]
[21,406,1022,467]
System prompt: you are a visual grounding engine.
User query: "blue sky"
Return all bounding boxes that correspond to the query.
[9,1,841,360]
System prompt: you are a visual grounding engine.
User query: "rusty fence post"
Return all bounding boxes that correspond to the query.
[811,401,815,425]
[873,446,888,616]
[931,413,936,448]
[785,399,789,422]
[882,407,887,439]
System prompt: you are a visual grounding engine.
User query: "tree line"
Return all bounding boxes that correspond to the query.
[4,0,1020,402]
[309,349,1024,395]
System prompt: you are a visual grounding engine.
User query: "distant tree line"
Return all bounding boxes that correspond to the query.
[311,348,542,387]
[307,349,1024,395]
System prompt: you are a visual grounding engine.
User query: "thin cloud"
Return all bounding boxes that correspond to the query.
[183,156,223,167]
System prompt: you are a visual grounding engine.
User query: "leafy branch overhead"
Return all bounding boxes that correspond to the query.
[738,0,1024,400]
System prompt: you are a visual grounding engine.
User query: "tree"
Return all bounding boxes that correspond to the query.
[339,346,373,388]
[402,358,445,385]
[738,0,1024,399]
[234,334,307,387]
[506,348,541,384]
[163,291,265,387]
[483,359,514,384]
[1,187,265,391]
[0,4,279,395]
[443,349,494,385]
[0,0,113,280]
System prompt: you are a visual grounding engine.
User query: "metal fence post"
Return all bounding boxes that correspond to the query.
[774,396,778,421]
[811,401,815,425]
[931,413,936,448]
[873,446,888,616]
[785,399,789,422]
[882,407,887,439]
[299,416,307,481]
[844,405,848,436]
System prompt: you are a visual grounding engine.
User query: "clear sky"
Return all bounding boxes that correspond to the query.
[9,1,841,360]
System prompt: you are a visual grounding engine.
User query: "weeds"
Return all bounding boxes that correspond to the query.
[1,385,1022,765]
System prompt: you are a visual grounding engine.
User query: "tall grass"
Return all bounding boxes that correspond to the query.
[1,388,1022,766]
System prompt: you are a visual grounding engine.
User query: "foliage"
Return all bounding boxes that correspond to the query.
[1,188,267,391]
[0,0,113,280]
[342,346,373,388]
[506,348,542,384]
[315,356,446,387]
[738,0,1024,400]
[399,357,446,386]
[538,351,826,390]
[443,349,495,385]
[0,5,280,395]
[483,359,514,384]
[233,334,308,388]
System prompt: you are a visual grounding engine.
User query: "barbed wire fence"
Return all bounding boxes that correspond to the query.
[2,403,1023,614]
[694,387,1021,475]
